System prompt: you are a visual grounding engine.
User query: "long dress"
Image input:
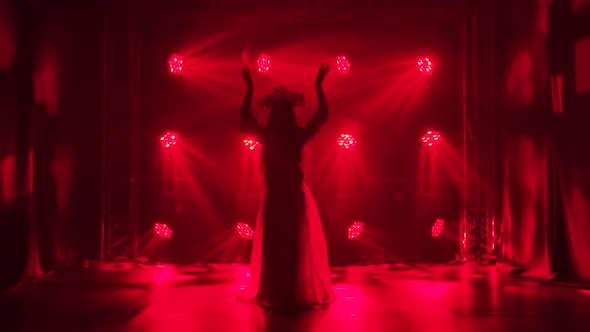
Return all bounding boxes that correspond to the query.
[237,101,336,310]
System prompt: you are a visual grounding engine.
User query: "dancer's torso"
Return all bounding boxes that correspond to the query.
[262,130,305,190]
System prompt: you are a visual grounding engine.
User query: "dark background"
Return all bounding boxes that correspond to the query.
[137,12,462,264]
[2,0,590,291]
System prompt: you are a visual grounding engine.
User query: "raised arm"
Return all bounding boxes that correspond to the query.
[240,67,264,136]
[303,64,330,140]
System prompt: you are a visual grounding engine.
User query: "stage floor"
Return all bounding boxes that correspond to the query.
[1,264,590,331]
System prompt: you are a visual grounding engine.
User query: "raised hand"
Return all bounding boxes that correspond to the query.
[242,66,253,90]
[315,64,330,87]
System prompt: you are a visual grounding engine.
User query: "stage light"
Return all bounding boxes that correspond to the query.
[417,57,433,74]
[431,218,444,238]
[160,131,178,148]
[491,218,495,250]
[421,130,441,147]
[257,54,271,73]
[347,221,364,240]
[169,54,184,74]
[336,55,350,74]
[154,223,173,239]
[243,137,260,151]
[236,222,254,240]
[337,133,356,150]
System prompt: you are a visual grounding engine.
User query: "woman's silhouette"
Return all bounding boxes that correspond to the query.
[238,64,336,311]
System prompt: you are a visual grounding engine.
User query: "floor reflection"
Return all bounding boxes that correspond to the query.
[2,264,590,331]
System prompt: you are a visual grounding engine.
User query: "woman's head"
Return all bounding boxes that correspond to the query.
[268,99,296,129]
[262,86,304,130]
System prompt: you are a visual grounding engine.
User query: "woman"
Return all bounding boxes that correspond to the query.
[238,64,336,311]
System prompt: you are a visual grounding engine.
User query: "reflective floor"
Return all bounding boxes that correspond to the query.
[1,264,590,331]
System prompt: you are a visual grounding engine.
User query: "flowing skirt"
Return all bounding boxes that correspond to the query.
[238,183,336,309]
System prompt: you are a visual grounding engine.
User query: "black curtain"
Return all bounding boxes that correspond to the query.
[554,0,590,283]
[496,0,590,284]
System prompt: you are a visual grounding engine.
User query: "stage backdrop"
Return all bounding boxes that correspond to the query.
[495,0,553,278]
[559,0,590,283]
[496,0,590,284]
[1,2,105,290]
[136,10,463,265]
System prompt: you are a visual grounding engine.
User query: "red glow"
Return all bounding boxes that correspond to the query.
[168,54,184,74]
[338,133,356,150]
[492,218,495,250]
[347,221,364,240]
[236,222,254,240]
[257,54,271,73]
[243,137,260,151]
[421,130,441,147]
[431,218,444,238]
[154,223,173,239]
[336,55,350,74]
[160,131,178,148]
[417,57,433,74]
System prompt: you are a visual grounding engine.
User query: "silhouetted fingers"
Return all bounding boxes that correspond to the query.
[242,67,253,83]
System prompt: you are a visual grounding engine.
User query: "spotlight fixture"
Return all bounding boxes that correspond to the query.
[347,221,364,240]
[169,54,184,74]
[257,54,271,73]
[336,55,350,74]
[160,131,178,148]
[417,57,433,74]
[337,133,357,149]
[236,222,254,240]
[154,223,173,239]
[421,130,441,147]
[431,218,444,238]
[243,137,260,151]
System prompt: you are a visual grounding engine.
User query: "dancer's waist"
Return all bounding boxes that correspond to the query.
[264,166,303,188]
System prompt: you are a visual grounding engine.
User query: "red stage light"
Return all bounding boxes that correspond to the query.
[347,221,364,240]
[431,218,444,238]
[154,223,173,239]
[243,137,260,151]
[336,56,350,74]
[421,130,441,147]
[160,131,178,148]
[236,222,254,240]
[337,133,356,149]
[169,54,184,74]
[257,54,271,73]
[491,218,495,250]
[417,57,433,74]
